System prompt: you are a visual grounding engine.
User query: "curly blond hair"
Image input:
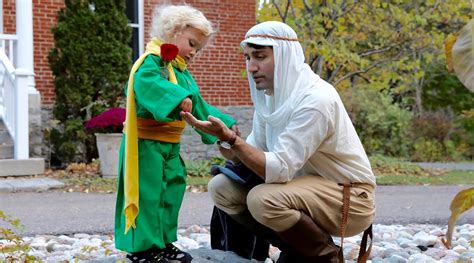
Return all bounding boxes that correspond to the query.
[151,5,214,42]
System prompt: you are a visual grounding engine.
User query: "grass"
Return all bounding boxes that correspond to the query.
[45,157,473,193]
[376,170,474,185]
[186,176,213,186]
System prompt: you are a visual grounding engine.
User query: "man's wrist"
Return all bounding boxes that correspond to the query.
[218,130,237,149]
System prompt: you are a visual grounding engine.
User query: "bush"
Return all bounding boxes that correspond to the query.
[48,0,131,165]
[342,87,413,158]
[410,111,454,142]
[411,138,444,162]
[409,110,472,161]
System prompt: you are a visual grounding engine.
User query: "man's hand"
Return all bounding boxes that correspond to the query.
[180,98,192,113]
[181,111,266,179]
[180,111,234,141]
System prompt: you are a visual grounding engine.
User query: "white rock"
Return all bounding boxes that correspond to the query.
[74,233,90,239]
[412,231,438,247]
[177,236,200,250]
[452,245,468,254]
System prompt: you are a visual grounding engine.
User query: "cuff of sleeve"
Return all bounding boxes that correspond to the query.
[221,114,236,128]
[264,152,289,183]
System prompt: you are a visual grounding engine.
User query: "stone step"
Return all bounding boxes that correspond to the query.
[0,158,45,177]
[0,177,64,193]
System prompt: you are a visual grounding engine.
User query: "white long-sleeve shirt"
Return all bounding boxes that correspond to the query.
[246,79,376,186]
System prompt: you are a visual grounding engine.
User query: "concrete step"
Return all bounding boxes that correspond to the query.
[0,177,64,193]
[0,158,45,177]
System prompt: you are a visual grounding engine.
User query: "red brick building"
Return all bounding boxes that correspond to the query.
[0,0,256,166]
[3,0,255,106]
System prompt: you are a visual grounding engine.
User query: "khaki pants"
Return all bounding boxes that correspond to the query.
[208,174,375,237]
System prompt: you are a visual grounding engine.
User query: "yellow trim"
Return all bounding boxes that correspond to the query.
[123,38,186,234]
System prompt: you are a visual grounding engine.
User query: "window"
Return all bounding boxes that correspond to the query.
[125,0,143,62]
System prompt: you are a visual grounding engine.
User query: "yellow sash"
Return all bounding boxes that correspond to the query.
[124,38,187,234]
[123,117,186,143]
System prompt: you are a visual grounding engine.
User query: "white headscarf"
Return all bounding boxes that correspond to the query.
[241,21,320,128]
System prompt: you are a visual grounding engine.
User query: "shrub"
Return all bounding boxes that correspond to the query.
[341,87,413,158]
[48,0,131,164]
[409,110,472,161]
[411,138,444,162]
[410,111,454,143]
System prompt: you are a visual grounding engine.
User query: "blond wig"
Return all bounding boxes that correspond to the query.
[151,5,214,42]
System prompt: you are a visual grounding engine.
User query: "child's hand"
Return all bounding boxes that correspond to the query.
[180,98,192,112]
[230,124,241,137]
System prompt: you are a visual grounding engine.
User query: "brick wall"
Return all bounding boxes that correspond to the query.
[4,0,255,106]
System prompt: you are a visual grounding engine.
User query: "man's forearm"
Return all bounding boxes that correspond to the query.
[231,136,266,180]
[218,146,240,163]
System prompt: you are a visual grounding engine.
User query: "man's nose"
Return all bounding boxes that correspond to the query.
[247,59,258,72]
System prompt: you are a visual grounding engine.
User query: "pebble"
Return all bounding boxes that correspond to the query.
[0,224,473,262]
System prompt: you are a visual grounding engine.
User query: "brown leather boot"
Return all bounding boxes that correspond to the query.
[278,213,342,263]
[228,209,290,251]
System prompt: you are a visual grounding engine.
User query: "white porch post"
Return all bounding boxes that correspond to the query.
[14,69,31,159]
[16,0,37,94]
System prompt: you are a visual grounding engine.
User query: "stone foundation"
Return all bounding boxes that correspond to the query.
[38,106,255,163]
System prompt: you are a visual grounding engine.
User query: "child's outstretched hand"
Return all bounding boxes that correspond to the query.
[180,97,192,113]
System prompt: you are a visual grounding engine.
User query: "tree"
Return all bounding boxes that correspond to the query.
[49,0,131,164]
[258,0,470,114]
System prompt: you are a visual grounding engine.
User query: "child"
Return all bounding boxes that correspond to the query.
[114,5,238,263]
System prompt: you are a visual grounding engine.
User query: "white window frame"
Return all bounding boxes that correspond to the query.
[127,0,144,57]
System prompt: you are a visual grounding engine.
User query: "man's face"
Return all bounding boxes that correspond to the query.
[243,45,274,92]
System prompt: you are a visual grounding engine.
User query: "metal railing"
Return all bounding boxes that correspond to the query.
[0,34,31,160]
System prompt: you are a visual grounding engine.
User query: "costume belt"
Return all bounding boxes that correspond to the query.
[123,117,185,143]
[338,182,373,263]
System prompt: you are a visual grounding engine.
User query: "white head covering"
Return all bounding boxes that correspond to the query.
[241,21,320,127]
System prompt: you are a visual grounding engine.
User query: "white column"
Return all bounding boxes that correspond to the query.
[14,69,31,159]
[138,0,144,55]
[16,0,37,94]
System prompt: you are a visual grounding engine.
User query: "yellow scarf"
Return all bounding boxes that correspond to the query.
[124,38,186,234]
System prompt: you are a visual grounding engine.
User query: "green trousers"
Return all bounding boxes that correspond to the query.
[114,137,186,253]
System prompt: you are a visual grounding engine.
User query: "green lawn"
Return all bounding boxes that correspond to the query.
[53,159,474,193]
[375,170,474,185]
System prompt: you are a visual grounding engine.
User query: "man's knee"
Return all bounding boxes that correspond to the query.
[208,174,232,204]
[208,174,248,214]
[246,185,278,226]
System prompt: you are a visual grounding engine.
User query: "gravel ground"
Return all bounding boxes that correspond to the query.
[1,224,473,262]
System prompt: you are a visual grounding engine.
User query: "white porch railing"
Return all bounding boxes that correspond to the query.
[0,34,31,159]
[0,34,17,66]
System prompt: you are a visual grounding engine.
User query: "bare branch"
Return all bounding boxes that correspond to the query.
[333,50,405,86]
[272,0,291,22]
[303,0,312,13]
[358,46,395,57]
[327,64,343,83]
[289,2,304,34]
[333,61,383,86]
